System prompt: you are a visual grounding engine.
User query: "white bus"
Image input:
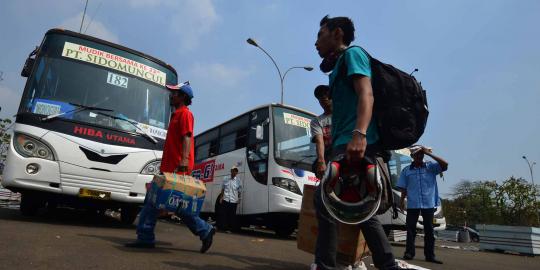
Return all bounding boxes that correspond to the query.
[2,29,177,224]
[193,104,319,236]
[378,148,447,233]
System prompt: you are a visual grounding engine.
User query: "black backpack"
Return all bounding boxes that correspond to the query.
[337,46,429,150]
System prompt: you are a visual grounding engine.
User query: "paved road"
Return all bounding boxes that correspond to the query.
[0,205,538,270]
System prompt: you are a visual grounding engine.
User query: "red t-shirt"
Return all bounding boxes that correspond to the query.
[160,106,195,174]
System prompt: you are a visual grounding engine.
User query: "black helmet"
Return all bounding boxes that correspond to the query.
[320,155,382,224]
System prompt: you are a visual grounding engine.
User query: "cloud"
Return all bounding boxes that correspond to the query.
[59,12,119,44]
[126,0,166,8]
[189,62,252,88]
[121,0,220,51]
[168,0,220,50]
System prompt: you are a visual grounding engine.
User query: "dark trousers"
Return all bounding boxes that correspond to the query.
[313,144,397,270]
[314,186,397,270]
[405,208,436,259]
[220,201,238,231]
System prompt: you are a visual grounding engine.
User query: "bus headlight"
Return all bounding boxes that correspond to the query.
[141,160,161,175]
[14,133,55,161]
[272,177,302,195]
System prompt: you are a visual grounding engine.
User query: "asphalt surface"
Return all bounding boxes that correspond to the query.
[0,203,538,270]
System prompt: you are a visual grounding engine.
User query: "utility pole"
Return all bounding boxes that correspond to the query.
[79,0,89,33]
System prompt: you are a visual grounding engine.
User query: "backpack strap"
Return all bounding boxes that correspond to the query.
[337,45,373,80]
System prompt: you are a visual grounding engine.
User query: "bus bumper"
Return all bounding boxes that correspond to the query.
[268,185,302,213]
[2,145,150,205]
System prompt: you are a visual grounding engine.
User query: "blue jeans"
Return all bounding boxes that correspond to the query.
[136,194,213,243]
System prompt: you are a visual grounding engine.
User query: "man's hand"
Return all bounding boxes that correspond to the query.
[316,161,327,179]
[346,133,367,163]
[422,146,433,154]
[400,199,406,210]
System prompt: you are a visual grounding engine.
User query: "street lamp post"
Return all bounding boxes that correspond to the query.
[523,155,539,225]
[523,156,536,186]
[247,38,313,104]
[281,66,314,103]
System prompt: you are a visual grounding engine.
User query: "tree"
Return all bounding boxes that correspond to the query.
[444,178,539,227]
[0,118,12,174]
[494,177,539,226]
[443,180,500,226]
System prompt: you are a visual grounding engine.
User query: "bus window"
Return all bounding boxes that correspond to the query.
[195,143,210,162]
[219,115,248,154]
[388,151,412,187]
[247,108,269,185]
[272,106,316,171]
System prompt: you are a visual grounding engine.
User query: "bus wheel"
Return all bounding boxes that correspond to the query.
[120,206,139,225]
[20,192,44,216]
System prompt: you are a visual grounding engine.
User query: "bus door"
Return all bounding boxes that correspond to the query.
[242,108,270,215]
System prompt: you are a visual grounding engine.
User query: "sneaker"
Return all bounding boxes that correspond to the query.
[200,227,216,253]
[124,241,155,249]
[340,261,367,270]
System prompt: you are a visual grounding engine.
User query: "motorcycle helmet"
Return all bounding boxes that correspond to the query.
[320,154,382,224]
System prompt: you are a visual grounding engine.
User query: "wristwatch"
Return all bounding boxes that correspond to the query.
[352,129,367,137]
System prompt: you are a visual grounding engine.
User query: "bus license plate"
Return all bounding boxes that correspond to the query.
[79,188,111,200]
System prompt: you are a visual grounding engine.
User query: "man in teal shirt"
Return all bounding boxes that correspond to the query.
[313,15,406,270]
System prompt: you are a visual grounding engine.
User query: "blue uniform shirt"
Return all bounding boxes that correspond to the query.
[396,161,443,209]
[329,46,379,148]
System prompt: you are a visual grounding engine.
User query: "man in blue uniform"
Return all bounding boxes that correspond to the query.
[397,145,448,264]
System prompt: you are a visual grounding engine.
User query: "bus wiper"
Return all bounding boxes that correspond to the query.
[41,102,113,121]
[95,112,158,144]
[291,155,316,167]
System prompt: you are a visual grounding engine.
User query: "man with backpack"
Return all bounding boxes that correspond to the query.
[313,15,411,270]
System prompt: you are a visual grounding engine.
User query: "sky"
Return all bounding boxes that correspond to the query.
[1,0,539,196]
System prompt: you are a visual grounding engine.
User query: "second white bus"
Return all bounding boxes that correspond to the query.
[193,104,319,236]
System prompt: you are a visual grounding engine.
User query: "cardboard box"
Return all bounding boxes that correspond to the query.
[153,173,206,197]
[297,185,370,265]
[148,173,206,216]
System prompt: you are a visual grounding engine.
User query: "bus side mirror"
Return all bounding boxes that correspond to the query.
[21,57,35,77]
[21,47,39,78]
[255,125,264,141]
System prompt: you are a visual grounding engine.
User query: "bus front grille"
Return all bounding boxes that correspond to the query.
[60,173,132,194]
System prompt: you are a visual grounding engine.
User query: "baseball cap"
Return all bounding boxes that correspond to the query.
[166,81,194,99]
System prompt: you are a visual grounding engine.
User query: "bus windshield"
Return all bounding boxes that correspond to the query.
[272,106,316,171]
[18,33,175,136]
[388,149,413,188]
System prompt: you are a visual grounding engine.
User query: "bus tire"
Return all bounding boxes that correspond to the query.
[20,192,44,216]
[120,206,139,225]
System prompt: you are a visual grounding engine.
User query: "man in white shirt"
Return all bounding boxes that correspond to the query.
[219,166,242,232]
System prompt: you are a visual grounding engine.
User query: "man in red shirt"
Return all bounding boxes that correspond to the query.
[126,82,215,253]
